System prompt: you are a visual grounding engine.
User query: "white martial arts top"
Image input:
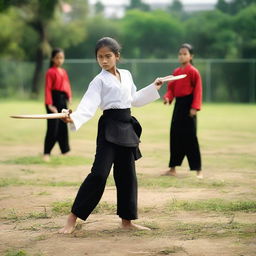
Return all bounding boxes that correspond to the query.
[70,68,160,131]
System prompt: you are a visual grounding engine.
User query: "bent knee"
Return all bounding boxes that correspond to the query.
[89,171,109,184]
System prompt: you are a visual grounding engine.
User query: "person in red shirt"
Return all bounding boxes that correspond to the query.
[43,48,72,161]
[163,43,203,179]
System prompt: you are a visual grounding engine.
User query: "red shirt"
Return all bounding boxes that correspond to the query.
[45,66,72,105]
[164,63,202,110]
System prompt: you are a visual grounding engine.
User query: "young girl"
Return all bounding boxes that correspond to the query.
[163,43,203,179]
[59,37,164,233]
[43,48,72,161]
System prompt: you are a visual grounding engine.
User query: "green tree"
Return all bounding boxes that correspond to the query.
[126,0,150,12]
[0,0,88,97]
[0,0,30,11]
[0,0,59,96]
[184,10,237,58]
[216,0,229,13]
[168,0,183,13]
[0,8,26,59]
[167,0,186,19]
[229,0,256,14]
[65,15,120,59]
[94,1,104,15]
[121,10,184,58]
[234,4,256,58]
[216,0,256,14]
[48,1,88,51]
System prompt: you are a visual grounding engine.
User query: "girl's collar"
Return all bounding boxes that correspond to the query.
[102,69,122,83]
[181,62,192,69]
[102,68,120,75]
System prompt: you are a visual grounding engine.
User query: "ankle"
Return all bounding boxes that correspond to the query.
[43,154,50,162]
[122,219,131,226]
[68,213,77,223]
[196,170,203,179]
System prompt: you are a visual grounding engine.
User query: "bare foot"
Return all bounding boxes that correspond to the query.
[58,213,77,234]
[196,170,203,179]
[161,168,177,176]
[121,219,151,230]
[43,154,50,162]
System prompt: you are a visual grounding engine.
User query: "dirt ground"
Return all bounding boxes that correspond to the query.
[0,140,256,256]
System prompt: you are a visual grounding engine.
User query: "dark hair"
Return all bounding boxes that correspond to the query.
[180,43,194,64]
[49,48,64,67]
[180,43,194,55]
[95,37,121,58]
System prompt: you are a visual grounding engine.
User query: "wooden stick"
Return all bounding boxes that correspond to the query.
[10,113,68,119]
[161,74,187,82]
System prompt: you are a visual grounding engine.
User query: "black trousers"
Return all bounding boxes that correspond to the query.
[71,139,138,221]
[169,94,201,171]
[44,90,70,154]
[71,109,139,221]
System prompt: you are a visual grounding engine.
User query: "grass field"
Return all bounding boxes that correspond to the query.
[1,100,256,256]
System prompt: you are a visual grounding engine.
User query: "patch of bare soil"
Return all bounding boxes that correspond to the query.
[0,143,256,256]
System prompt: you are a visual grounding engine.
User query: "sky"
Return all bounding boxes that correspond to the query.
[89,0,219,5]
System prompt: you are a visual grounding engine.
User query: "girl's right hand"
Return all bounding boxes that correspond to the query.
[61,109,73,123]
[189,108,197,117]
[48,104,58,113]
[163,97,171,105]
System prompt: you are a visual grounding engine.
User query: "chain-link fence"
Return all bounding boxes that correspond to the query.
[0,59,255,102]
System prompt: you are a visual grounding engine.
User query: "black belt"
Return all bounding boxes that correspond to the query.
[102,108,141,147]
[100,108,142,160]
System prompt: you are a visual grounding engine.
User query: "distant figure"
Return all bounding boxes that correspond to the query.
[162,43,203,179]
[43,48,72,162]
[58,37,164,234]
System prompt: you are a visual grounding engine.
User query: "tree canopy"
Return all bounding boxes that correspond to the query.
[0,0,88,95]
[1,0,255,61]
[0,0,255,97]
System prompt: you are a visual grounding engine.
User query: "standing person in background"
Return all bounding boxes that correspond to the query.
[163,43,203,179]
[58,37,164,234]
[43,48,72,162]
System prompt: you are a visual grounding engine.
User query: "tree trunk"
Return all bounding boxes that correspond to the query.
[31,20,48,98]
[31,47,44,97]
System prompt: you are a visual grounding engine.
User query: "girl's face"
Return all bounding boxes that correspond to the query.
[96,46,120,73]
[178,47,193,65]
[52,52,65,67]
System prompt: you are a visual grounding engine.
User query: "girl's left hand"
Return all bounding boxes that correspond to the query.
[154,78,164,90]
[189,108,197,117]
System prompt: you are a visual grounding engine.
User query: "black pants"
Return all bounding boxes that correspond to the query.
[44,90,70,154]
[72,109,139,221]
[71,140,138,221]
[169,94,201,171]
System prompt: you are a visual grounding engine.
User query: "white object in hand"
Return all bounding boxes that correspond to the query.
[160,74,187,82]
